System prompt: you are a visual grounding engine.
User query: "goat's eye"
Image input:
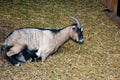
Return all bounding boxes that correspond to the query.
[72,26,77,31]
[72,27,76,31]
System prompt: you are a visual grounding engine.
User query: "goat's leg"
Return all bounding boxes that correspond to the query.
[41,53,50,62]
[6,45,23,66]
[7,51,20,66]
[15,53,26,62]
[35,49,52,62]
[7,56,20,66]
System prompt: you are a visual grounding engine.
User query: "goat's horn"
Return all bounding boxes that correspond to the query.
[70,16,81,28]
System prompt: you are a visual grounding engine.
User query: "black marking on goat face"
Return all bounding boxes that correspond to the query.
[77,29,84,44]
[71,23,84,44]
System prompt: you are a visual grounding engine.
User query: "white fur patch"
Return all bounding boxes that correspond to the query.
[36,49,41,57]
[81,28,83,32]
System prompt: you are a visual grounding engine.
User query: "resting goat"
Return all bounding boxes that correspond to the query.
[1,16,84,66]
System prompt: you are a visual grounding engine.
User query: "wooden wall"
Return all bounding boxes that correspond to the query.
[100,0,118,15]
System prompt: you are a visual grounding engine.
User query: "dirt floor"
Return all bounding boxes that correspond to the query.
[0,0,120,80]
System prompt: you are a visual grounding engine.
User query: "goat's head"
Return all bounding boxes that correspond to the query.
[69,16,84,44]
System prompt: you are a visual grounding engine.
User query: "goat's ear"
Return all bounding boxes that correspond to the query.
[81,24,83,27]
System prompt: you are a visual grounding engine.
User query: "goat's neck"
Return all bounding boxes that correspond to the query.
[55,27,71,49]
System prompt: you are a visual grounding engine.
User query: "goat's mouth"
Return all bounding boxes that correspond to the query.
[77,39,84,44]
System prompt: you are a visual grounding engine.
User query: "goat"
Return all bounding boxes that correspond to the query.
[1,15,84,66]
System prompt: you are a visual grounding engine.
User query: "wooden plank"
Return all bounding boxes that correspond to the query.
[100,0,118,15]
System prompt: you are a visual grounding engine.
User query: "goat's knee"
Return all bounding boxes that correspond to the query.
[41,53,49,62]
[7,50,16,57]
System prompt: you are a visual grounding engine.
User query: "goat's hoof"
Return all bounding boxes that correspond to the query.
[14,63,21,67]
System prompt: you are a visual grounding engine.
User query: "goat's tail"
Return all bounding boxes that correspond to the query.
[1,45,12,59]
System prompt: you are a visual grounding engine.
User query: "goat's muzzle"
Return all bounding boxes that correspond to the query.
[77,39,84,44]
